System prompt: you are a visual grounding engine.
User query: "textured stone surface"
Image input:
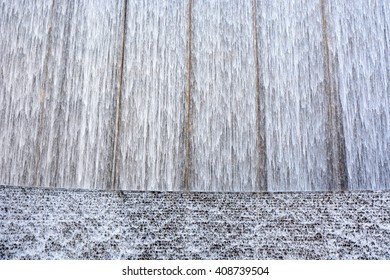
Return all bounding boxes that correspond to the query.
[1,185,389,259]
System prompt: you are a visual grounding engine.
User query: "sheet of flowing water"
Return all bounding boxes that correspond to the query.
[116,0,188,191]
[0,0,123,189]
[190,0,259,192]
[36,0,123,189]
[0,0,389,192]
[327,0,390,190]
[257,0,329,191]
[0,0,52,187]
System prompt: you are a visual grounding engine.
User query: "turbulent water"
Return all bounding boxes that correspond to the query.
[0,0,389,192]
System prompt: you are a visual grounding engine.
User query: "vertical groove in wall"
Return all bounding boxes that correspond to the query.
[184,0,193,191]
[384,3,390,100]
[384,3,390,191]
[252,0,267,191]
[111,0,128,190]
[49,1,74,187]
[33,0,56,187]
[320,0,348,191]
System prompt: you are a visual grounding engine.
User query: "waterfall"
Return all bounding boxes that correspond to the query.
[1,0,389,192]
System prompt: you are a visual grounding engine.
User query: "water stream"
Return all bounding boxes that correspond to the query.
[1,0,389,191]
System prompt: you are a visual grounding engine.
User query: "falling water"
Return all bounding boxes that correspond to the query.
[35,0,124,189]
[258,0,329,192]
[190,0,259,192]
[0,0,53,187]
[115,0,188,191]
[0,0,389,192]
[327,0,390,190]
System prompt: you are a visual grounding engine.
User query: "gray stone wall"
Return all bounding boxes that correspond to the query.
[1,186,389,259]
